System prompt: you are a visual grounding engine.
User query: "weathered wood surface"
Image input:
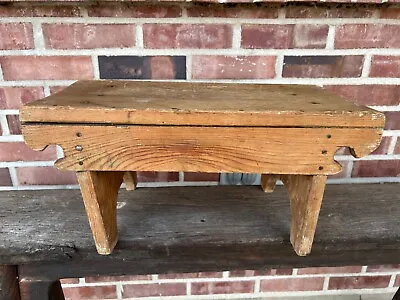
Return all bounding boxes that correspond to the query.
[76,171,124,255]
[22,125,382,174]
[20,81,384,128]
[1,184,400,271]
[0,265,20,300]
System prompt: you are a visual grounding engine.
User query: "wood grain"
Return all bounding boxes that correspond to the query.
[76,171,124,255]
[260,174,279,192]
[281,175,327,256]
[123,172,137,191]
[0,265,20,300]
[1,184,400,266]
[20,81,385,128]
[22,125,383,174]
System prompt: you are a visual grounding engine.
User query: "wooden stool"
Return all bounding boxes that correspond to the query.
[20,81,385,256]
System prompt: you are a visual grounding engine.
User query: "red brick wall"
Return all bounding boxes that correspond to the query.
[0,2,399,299]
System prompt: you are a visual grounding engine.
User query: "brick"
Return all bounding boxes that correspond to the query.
[184,172,220,181]
[261,277,324,291]
[286,4,376,18]
[370,56,400,78]
[159,272,222,279]
[0,168,12,186]
[242,24,328,49]
[0,23,34,50]
[0,87,44,109]
[60,278,79,284]
[63,285,117,300]
[381,7,400,19]
[137,171,179,182]
[384,112,400,130]
[283,56,363,78]
[122,283,186,297]
[367,264,400,272]
[371,137,391,155]
[1,56,93,81]
[187,4,279,18]
[16,167,78,185]
[324,85,400,106]
[85,275,151,283]
[6,115,21,135]
[242,25,292,49]
[0,5,81,17]
[352,160,400,178]
[43,24,136,49]
[192,280,254,295]
[328,160,351,179]
[335,24,400,49]
[143,24,232,49]
[98,56,186,80]
[297,266,362,275]
[396,275,400,287]
[0,142,57,162]
[292,24,329,49]
[192,56,276,79]
[328,275,391,290]
[230,269,292,277]
[88,4,181,17]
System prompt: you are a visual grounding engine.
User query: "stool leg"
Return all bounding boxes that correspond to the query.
[281,174,327,256]
[260,174,279,192]
[123,171,138,191]
[76,171,124,255]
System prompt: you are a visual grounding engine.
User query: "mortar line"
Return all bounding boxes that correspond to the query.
[3,48,400,56]
[91,55,100,79]
[136,24,144,48]
[8,166,19,187]
[0,115,10,135]
[2,78,400,86]
[323,276,330,291]
[326,25,336,49]
[387,136,398,155]
[186,55,192,80]
[2,17,400,25]
[232,23,242,49]
[31,20,45,50]
[361,53,373,78]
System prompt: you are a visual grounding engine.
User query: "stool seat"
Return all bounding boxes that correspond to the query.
[21,80,383,128]
[20,81,385,257]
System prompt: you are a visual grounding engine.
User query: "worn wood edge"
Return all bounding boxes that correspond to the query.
[20,106,386,129]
